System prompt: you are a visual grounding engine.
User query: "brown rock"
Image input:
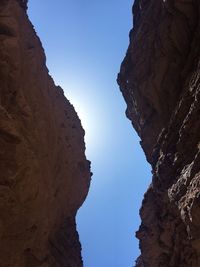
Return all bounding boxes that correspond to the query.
[0,1,91,266]
[118,0,200,266]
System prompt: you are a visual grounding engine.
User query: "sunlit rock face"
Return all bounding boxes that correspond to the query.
[0,1,91,266]
[118,0,200,266]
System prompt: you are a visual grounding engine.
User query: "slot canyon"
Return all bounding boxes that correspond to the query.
[1,1,200,266]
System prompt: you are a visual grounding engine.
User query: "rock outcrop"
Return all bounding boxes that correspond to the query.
[0,1,91,266]
[118,0,200,266]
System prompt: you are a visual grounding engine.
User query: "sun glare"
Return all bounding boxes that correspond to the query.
[64,88,106,156]
[71,98,94,143]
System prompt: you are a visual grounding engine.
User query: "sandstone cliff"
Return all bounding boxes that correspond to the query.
[0,1,91,266]
[118,0,200,266]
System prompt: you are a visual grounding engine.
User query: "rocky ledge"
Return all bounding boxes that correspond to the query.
[0,1,91,266]
[118,0,200,266]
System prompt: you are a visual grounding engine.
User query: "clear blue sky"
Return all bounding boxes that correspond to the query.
[28,1,151,266]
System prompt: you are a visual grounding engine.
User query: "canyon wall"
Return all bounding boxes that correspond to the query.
[0,1,91,266]
[118,0,200,266]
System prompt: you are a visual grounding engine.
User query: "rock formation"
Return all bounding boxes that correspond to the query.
[0,1,91,266]
[118,0,200,266]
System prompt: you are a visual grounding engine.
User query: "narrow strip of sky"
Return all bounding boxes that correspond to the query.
[28,1,151,266]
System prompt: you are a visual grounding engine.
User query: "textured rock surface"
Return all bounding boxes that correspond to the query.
[118,0,200,266]
[0,1,91,266]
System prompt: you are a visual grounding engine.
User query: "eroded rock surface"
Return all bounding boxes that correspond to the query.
[118,0,200,266]
[0,1,91,266]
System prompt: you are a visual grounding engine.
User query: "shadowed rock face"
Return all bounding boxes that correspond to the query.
[118,0,200,266]
[0,1,91,266]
